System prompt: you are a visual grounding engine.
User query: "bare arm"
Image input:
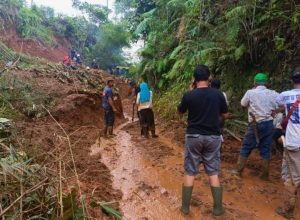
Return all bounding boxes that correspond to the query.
[221,112,229,121]
[108,97,117,112]
[272,105,285,117]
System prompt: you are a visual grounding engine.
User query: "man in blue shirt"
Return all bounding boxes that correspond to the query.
[102,77,117,137]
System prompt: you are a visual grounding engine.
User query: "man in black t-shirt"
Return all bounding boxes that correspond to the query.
[178,65,229,216]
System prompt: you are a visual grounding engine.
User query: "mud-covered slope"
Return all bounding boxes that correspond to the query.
[11,66,126,219]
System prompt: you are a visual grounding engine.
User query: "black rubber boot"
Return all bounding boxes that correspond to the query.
[231,156,247,177]
[211,186,224,216]
[180,185,193,215]
[260,159,270,181]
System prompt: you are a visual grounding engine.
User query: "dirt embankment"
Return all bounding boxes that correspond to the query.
[0,25,70,62]
[14,67,126,219]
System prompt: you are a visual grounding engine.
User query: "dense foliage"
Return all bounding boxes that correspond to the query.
[116,0,300,118]
[0,0,129,67]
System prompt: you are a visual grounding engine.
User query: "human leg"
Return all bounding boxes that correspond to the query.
[258,120,273,180]
[277,149,300,218]
[232,126,256,176]
[107,109,115,136]
[181,135,202,215]
[147,109,158,138]
[202,135,224,216]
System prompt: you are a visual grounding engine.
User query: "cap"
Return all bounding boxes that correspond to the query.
[254,73,268,83]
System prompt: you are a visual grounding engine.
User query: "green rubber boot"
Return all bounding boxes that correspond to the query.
[211,186,224,216]
[180,185,193,215]
[231,156,247,177]
[260,159,270,181]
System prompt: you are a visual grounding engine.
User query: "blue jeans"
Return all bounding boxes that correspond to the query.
[240,120,274,160]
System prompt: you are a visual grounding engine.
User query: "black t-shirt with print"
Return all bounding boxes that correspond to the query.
[178,87,228,135]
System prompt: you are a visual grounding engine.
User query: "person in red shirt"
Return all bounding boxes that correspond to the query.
[63,56,71,66]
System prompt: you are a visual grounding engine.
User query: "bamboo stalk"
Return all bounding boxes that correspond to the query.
[0,178,48,217]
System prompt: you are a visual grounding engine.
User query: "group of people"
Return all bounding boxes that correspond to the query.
[178,64,300,218]
[101,64,300,218]
[102,77,158,139]
[63,48,83,68]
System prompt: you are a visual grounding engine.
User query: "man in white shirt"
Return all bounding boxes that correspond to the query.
[232,73,278,180]
[275,68,300,219]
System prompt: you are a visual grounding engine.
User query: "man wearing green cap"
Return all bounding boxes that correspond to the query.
[232,73,278,180]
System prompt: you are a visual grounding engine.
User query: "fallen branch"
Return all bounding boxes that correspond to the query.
[224,128,242,142]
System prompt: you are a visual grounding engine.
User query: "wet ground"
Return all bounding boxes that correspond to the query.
[93,98,287,220]
[13,68,289,219]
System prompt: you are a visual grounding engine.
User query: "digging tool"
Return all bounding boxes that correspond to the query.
[132,103,135,122]
[249,112,260,146]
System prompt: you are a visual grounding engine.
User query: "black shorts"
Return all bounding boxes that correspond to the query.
[104,108,115,126]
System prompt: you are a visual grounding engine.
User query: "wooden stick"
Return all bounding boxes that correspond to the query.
[224,128,242,142]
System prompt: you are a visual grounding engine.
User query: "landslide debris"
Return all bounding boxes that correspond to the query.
[0,64,125,219]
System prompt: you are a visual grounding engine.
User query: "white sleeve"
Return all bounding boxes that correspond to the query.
[241,91,250,107]
[276,92,285,106]
[136,93,140,105]
[223,92,229,105]
[150,91,153,105]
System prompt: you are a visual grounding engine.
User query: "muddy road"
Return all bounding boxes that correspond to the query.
[97,98,286,219]
[12,67,287,219]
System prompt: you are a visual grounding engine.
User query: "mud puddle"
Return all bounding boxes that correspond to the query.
[91,100,286,220]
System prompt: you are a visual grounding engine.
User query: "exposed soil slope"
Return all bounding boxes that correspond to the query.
[13,67,125,219]
[0,26,69,62]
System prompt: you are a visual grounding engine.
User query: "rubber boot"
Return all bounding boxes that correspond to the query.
[211,186,224,216]
[276,184,297,219]
[180,185,193,215]
[151,130,158,138]
[231,156,247,177]
[107,126,116,138]
[260,160,270,181]
[103,126,108,138]
[142,126,149,138]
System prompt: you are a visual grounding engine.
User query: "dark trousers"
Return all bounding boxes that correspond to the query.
[240,120,274,160]
[104,108,115,126]
[139,108,155,131]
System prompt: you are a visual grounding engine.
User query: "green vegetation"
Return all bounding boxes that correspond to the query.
[0,0,130,68]
[116,0,300,118]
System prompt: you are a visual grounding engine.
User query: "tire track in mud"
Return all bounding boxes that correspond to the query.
[94,98,287,220]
